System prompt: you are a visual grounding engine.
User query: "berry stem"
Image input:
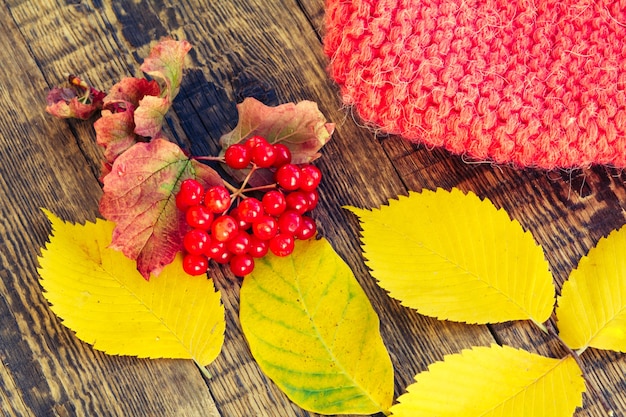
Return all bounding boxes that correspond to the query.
[229,164,263,201]
[240,184,278,193]
[239,164,258,190]
[222,180,239,194]
[193,155,224,163]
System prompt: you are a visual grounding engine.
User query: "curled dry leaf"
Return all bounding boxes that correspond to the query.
[45,75,105,119]
[94,38,190,177]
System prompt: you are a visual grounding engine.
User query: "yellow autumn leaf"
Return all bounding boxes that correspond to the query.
[389,344,585,417]
[37,210,225,366]
[239,238,394,415]
[557,226,626,353]
[346,188,554,325]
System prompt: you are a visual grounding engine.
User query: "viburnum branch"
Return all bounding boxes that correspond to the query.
[239,164,258,191]
[218,164,277,202]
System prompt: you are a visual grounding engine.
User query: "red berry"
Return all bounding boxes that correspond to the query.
[237,197,264,223]
[278,210,302,235]
[229,207,251,231]
[269,233,295,257]
[204,185,231,213]
[251,142,277,168]
[295,216,317,240]
[252,215,279,240]
[205,241,232,264]
[226,231,251,255]
[229,254,255,276]
[272,143,292,167]
[182,253,209,275]
[285,191,309,214]
[302,189,319,211]
[205,240,225,258]
[185,205,214,230]
[262,190,287,216]
[299,165,322,191]
[275,164,301,191]
[183,229,211,255]
[224,144,252,169]
[176,178,204,210]
[247,235,269,258]
[213,249,233,264]
[212,215,239,242]
[245,135,269,150]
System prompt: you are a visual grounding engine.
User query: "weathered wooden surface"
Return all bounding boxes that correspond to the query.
[0,0,625,415]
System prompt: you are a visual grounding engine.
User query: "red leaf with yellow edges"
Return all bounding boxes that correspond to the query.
[99,138,222,279]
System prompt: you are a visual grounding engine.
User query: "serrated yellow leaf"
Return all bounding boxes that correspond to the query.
[390,344,585,417]
[557,226,626,353]
[37,210,225,366]
[346,189,554,325]
[239,238,394,415]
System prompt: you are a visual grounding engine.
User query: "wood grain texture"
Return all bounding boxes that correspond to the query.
[0,0,624,416]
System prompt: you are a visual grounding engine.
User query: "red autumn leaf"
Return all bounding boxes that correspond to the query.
[219,98,334,184]
[104,77,160,107]
[95,77,162,173]
[140,38,191,99]
[99,138,222,280]
[94,109,137,166]
[134,95,170,138]
[220,98,334,164]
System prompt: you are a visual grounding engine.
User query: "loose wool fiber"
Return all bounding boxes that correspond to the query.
[324,0,626,169]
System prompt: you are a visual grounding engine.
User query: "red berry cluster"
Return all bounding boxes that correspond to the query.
[176,136,321,277]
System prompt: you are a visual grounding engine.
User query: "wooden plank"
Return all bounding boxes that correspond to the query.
[7,0,624,416]
[0,2,219,416]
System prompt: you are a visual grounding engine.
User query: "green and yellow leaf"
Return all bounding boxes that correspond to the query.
[557,226,626,353]
[389,345,585,417]
[239,238,394,415]
[346,189,554,325]
[37,210,225,366]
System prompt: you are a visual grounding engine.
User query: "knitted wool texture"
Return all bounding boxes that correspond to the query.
[324,0,626,169]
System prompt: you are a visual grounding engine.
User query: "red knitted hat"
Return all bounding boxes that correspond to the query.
[324,0,626,169]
